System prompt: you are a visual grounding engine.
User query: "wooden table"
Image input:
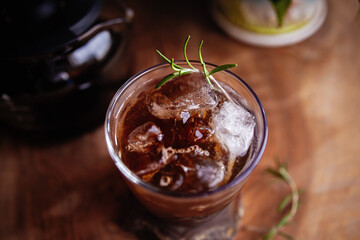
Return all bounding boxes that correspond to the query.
[1,0,359,239]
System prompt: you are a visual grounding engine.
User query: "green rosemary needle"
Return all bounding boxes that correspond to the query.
[264,160,300,240]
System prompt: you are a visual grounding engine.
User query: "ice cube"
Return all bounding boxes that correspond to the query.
[126,122,164,153]
[174,154,226,192]
[212,101,256,157]
[150,144,215,192]
[147,92,174,119]
[172,116,215,148]
[147,87,218,120]
[186,117,214,144]
[152,152,226,192]
[172,86,218,111]
[195,158,225,189]
[135,148,177,179]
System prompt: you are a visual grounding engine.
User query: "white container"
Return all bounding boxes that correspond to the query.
[212,0,327,47]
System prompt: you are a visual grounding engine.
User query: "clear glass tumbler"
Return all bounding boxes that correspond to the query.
[105,61,268,239]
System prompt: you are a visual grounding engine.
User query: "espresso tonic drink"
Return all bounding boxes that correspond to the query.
[105,60,268,239]
[116,71,256,194]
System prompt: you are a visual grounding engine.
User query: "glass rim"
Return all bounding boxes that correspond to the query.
[105,60,268,199]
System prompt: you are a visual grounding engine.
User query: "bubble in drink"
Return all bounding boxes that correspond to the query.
[117,72,256,194]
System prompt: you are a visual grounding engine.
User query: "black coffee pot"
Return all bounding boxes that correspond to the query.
[0,0,133,134]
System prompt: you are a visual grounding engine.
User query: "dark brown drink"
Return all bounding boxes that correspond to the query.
[116,71,256,194]
[105,60,268,239]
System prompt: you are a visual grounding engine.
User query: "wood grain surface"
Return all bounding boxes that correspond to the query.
[1,0,359,239]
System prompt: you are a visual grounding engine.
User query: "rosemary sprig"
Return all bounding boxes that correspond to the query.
[155,36,237,89]
[198,40,216,90]
[264,160,300,240]
[184,36,195,70]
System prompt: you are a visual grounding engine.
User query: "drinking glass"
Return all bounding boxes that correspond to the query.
[105,61,268,239]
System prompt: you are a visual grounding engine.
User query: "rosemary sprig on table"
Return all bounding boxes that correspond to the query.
[155,36,237,89]
[264,160,300,240]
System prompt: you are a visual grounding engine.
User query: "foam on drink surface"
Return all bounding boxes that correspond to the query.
[117,72,255,194]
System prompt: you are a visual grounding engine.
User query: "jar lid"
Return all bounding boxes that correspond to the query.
[1,0,103,59]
